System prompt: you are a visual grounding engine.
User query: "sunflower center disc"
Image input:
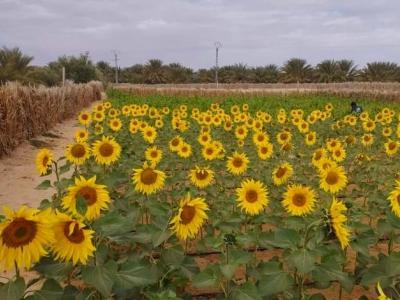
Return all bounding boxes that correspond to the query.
[42,156,49,166]
[276,167,287,178]
[151,151,158,158]
[71,144,86,158]
[232,158,243,168]
[281,133,288,140]
[171,139,179,146]
[78,186,97,205]
[99,143,114,157]
[81,114,88,120]
[293,193,306,207]
[64,222,85,244]
[326,171,339,185]
[146,131,153,137]
[245,189,258,203]
[389,143,396,150]
[180,205,196,224]
[141,168,158,185]
[196,170,208,180]
[2,218,37,247]
[206,148,214,155]
[260,147,268,154]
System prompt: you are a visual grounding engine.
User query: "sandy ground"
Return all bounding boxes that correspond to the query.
[0,100,100,210]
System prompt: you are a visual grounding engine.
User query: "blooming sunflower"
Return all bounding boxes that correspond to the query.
[169,136,183,152]
[92,136,121,165]
[236,179,268,215]
[257,143,273,160]
[93,111,105,123]
[272,162,293,186]
[142,126,157,144]
[361,133,374,146]
[326,138,342,152]
[331,147,346,162]
[252,131,269,147]
[202,143,219,160]
[94,124,103,135]
[170,194,209,241]
[52,212,95,265]
[282,185,316,216]
[189,166,214,188]
[276,131,292,145]
[36,148,53,176]
[65,142,91,165]
[385,139,399,156]
[329,198,350,249]
[78,111,92,126]
[312,148,327,167]
[388,185,400,217]
[319,165,348,194]
[177,143,192,158]
[316,158,338,172]
[305,131,317,146]
[75,129,89,142]
[62,176,110,220]
[226,152,249,175]
[0,206,53,270]
[109,118,122,132]
[145,146,163,165]
[132,161,166,195]
[235,125,248,140]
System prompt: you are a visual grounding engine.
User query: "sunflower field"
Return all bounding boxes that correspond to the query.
[1,89,400,300]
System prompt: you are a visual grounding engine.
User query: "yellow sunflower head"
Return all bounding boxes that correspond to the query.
[385,139,399,156]
[35,148,53,176]
[52,212,95,265]
[236,179,269,215]
[177,142,192,158]
[75,129,89,142]
[282,184,316,216]
[170,194,209,241]
[319,165,348,194]
[66,142,91,165]
[132,161,166,195]
[272,162,293,186]
[257,143,273,160]
[189,166,214,188]
[78,111,92,126]
[329,198,350,249]
[145,146,163,165]
[169,136,183,152]
[109,118,122,132]
[92,136,121,166]
[62,176,111,220]
[226,151,249,175]
[0,206,53,270]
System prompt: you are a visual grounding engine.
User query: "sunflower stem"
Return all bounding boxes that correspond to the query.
[53,161,61,204]
[14,261,20,279]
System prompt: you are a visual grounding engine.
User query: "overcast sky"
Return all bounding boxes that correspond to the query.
[1,0,399,69]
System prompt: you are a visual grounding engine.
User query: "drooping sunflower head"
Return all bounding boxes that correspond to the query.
[145,146,163,165]
[66,142,91,165]
[35,148,53,176]
[189,166,214,188]
[312,148,327,167]
[0,206,54,270]
[236,179,269,215]
[52,212,95,265]
[226,151,249,175]
[319,165,348,194]
[92,136,121,166]
[62,176,111,220]
[282,184,316,216]
[170,194,209,241]
[316,158,338,172]
[329,198,350,249]
[132,161,166,195]
[272,162,293,186]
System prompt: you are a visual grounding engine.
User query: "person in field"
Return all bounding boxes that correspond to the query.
[351,101,363,114]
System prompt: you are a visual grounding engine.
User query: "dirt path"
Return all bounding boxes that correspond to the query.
[0,100,101,210]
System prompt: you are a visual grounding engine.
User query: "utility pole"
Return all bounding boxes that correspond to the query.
[214,42,222,88]
[112,50,119,84]
[62,67,65,86]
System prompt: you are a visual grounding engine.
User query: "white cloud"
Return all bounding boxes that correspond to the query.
[136,19,168,30]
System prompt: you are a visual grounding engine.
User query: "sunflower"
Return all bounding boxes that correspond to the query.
[316,158,337,172]
[236,179,268,215]
[142,126,157,144]
[93,111,105,123]
[170,194,209,241]
[202,143,219,161]
[252,131,269,147]
[235,125,248,140]
[331,147,346,162]
[109,118,122,132]
[257,143,273,160]
[382,127,392,137]
[276,131,292,145]
[75,129,89,142]
[177,142,192,158]
[282,185,316,216]
[388,186,400,217]
[377,282,391,300]
[92,136,121,165]
[62,176,110,220]
[319,165,348,194]
[36,148,53,176]
[361,133,374,146]
[329,198,350,249]
[362,120,376,132]
[132,161,166,195]
[226,152,249,175]
[51,212,95,265]
[326,138,342,152]
[305,131,317,146]
[94,124,103,135]
[384,139,399,156]
[145,146,163,165]
[272,162,293,186]
[66,142,90,165]
[0,206,53,270]
[78,111,92,126]
[169,136,183,152]
[312,148,327,167]
[189,166,214,188]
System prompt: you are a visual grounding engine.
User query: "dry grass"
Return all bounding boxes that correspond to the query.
[0,81,102,157]
[114,82,400,101]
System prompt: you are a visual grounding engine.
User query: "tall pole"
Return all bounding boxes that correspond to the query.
[113,51,119,84]
[62,67,65,86]
[214,42,222,88]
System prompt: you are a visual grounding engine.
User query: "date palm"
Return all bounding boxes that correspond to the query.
[316,60,340,83]
[281,58,313,84]
[143,59,167,84]
[251,65,279,83]
[0,47,33,84]
[361,62,400,82]
[337,60,358,82]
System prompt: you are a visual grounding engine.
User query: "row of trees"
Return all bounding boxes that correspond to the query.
[1,46,400,86]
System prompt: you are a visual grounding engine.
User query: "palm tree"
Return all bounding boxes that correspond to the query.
[165,63,193,83]
[0,47,34,84]
[143,59,167,84]
[316,60,340,83]
[281,58,313,84]
[337,60,358,82]
[361,62,400,82]
[251,65,279,83]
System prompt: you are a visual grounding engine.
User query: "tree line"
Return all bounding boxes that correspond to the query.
[1,46,400,86]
